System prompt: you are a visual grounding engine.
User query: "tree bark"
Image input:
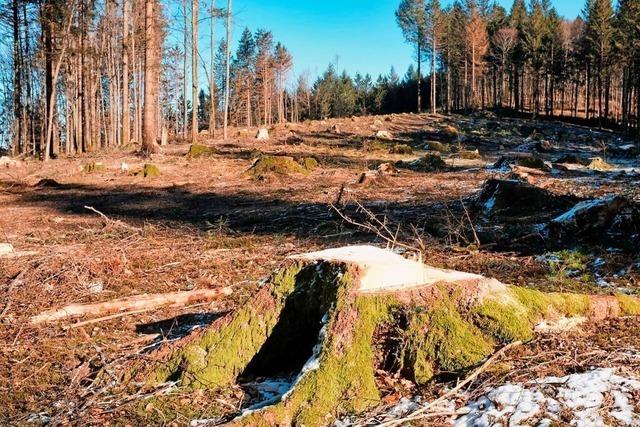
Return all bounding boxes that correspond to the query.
[142,0,159,154]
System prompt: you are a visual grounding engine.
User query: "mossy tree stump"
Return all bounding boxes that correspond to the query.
[144,246,640,426]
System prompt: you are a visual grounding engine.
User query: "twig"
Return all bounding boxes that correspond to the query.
[330,201,422,254]
[375,340,522,427]
[84,205,141,231]
[0,268,27,319]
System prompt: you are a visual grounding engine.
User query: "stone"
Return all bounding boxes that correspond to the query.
[256,128,270,140]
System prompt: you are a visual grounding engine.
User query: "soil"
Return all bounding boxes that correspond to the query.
[1,112,640,425]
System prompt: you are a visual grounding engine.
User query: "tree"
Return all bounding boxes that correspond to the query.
[142,0,159,153]
[426,0,442,114]
[396,0,427,113]
[222,0,231,139]
[273,42,292,123]
[191,0,199,143]
[466,0,489,108]
[583,0,614,123]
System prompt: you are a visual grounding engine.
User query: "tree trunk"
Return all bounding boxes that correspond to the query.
[191,0,199,144]
[209,0,215,137]
[222,0,232,140]
[142,0,158,154]
[122,0,130,146]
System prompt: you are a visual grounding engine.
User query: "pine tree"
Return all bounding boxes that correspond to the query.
[396,0,427,112]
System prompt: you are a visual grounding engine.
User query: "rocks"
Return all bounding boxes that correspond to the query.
[389,144,413,155]
[256,128,270,140]
[375,130,394,140]
[120,162,130,172]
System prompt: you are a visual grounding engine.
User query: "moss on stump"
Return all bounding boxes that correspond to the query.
[83,161,106,173]
[246,155,317,180]
[142,246,640,426]
[187,143,218,158]
[132,163,161,178]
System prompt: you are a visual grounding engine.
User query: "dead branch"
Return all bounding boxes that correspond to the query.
[330,200,424,254]
[30,287,232,325]
[84,205,141,231]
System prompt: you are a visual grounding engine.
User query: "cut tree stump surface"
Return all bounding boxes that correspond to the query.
[291,245,498,293]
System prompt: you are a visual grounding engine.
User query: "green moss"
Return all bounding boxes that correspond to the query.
[403,299,493,384]
[364,139,391,152]
[389,144,413,155]
[473,299,533,342]
[240,277,393,426]
[473,287,592,343]
[149,262,305,388]
[246,155,308,180]
[617,294,640,315]
[83,161,106,173]
[187,143,217,158]
[132,163,161,178]
[301,157,319,171]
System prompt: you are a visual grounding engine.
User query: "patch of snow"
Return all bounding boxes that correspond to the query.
[483,196,496,214]
[552,198,611,224]
[455,368,640,427]
[292,246,500,294]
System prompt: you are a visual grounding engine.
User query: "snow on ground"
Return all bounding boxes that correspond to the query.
[455,368,640,427]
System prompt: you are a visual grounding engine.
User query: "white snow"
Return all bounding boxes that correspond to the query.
[291,245,501,293]
[552,198,611,224]
[455,368,640,427]
[483,196,496,214]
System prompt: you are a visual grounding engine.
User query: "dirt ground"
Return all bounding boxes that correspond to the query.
[1,112,640,425]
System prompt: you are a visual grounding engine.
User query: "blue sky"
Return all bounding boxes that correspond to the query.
[166,0,585,87]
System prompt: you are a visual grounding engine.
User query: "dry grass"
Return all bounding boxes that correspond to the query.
[0,112,639,424]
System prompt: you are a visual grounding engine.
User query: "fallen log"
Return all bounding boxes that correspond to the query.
[30,288,232,325]
[136,246,640,426]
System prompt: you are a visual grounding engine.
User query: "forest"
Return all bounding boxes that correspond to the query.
[2,0,640,426]
[2,0,640,157]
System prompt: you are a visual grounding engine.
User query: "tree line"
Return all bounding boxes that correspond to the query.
[2,0,640,158]
[295,0,640,140]
[1,0,295,157]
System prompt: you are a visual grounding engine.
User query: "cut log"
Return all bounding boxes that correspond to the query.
[30,288,232,325]
[139,246,640,426]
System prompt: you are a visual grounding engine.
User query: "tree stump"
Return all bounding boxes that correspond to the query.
[142,246,640,426]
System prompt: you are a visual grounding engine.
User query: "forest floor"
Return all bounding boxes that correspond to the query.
[2,111,640,425]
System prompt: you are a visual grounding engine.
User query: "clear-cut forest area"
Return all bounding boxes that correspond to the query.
[2,0,640,426]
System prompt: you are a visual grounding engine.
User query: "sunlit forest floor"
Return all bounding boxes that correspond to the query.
[2,112,640,425]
